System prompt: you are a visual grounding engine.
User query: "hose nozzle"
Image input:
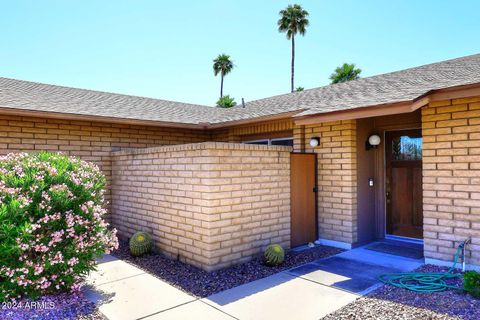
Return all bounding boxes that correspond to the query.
[459,238,472,249]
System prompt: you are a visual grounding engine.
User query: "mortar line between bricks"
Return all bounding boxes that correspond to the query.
[199,299,240,320]
[135,298,199,320]
[95,272,146,287]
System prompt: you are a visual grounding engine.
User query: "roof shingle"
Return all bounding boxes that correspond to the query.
[226,53,480,120]
[1,53,480,126]
[0,78,224,125]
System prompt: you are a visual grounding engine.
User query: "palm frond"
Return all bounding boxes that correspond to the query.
[277,4,309,38]
[329,63,362,84]
[213,54,234,76]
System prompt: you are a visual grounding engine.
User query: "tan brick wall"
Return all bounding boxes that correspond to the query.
[0,114,209,204]
[295,120,358,244]
[219,119,359,246]
[422,96,480,265]
[111,142,291,271]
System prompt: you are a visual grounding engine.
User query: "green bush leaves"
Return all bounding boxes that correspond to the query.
[0,152,118,302]
[464,271,480,298]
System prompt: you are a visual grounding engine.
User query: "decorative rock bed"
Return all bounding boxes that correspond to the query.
[113,240,343,297]
[0,292,103,320]
[322,265,480,320]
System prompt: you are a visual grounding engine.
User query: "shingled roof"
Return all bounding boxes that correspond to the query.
[0,78,224,125]
[1,53,480,127]
[222,53,480,121]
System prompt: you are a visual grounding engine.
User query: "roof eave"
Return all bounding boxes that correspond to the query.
[293,101,414,125]
[0,106,301,130]
[2,82,480,130]
[207,110,304,129]
[293,82,480,125]
[0,107,208,130]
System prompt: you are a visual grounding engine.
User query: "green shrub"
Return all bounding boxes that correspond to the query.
[264,244,285,266]
[216,95,237,108]
[129,231,153,257]
[464,271,480,298]
[0,152,118,302]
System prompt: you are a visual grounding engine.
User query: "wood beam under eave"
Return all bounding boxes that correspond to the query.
[293,102,414,126]
[427,85,480,102]
[411,96,430,111]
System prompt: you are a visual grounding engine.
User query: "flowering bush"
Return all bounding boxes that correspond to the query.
[0,152,118,302]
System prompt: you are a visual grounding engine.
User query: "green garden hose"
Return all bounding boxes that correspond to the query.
[378,245,463,293]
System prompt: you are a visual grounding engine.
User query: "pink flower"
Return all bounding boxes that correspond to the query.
[51,252,64,265]
[40,281,51,289]
[49,230,65,246]
[67,257,79,266]
[71,281,83,292]
[34,244,49,253]
[34,265,44,275]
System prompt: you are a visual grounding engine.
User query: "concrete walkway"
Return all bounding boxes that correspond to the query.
[85,244,423,320]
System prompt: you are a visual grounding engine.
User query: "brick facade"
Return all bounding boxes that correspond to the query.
[0,114,293,270]
[293,120,358,245]
[2,94,480,269]
[0,114,209,203]
[422,97,480,266]
[218,119,359,247]
[111,142,291,271]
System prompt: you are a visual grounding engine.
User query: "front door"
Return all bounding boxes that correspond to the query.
[290,153,317,247]
[385,129,423,239]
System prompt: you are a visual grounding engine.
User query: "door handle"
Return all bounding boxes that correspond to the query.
[313,186,318,193]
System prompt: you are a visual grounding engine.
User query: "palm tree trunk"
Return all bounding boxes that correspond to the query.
[291,34,295,93]
[220,73,224,98]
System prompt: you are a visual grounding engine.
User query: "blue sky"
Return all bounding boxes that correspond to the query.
[1,1,479,106]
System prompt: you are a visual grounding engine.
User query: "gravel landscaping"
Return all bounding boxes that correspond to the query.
[0,292,103,320]
[322,265,480,320]
[112,240,343,297]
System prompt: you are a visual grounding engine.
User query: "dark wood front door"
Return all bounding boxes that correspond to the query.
[290,153,317,247]
[385,129,423,239]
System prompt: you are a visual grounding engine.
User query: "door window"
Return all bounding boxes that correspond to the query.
[391,135,422,161]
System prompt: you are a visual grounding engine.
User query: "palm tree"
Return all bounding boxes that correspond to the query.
[216,95,237,108]
[278,4,309,93]
[329,63,362,84]
[213,54,234,98]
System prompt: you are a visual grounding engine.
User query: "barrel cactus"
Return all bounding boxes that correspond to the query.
[264,244,285,266]
[129,231,153,257]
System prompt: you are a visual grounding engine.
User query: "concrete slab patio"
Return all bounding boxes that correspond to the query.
[85,255,199,320]
[286,247,423,295]
[204,272,358,320]
[143,300,236,320]
[86,243,424,320]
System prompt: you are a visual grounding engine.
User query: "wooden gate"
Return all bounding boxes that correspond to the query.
[290,153,317,247]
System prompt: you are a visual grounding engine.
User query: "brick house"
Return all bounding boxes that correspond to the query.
[0,54,479,271]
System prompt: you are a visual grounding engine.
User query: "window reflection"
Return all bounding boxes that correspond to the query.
[244,138,293,146]
[392,136,422,160]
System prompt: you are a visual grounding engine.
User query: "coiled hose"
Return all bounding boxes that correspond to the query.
[378,245,463,293]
